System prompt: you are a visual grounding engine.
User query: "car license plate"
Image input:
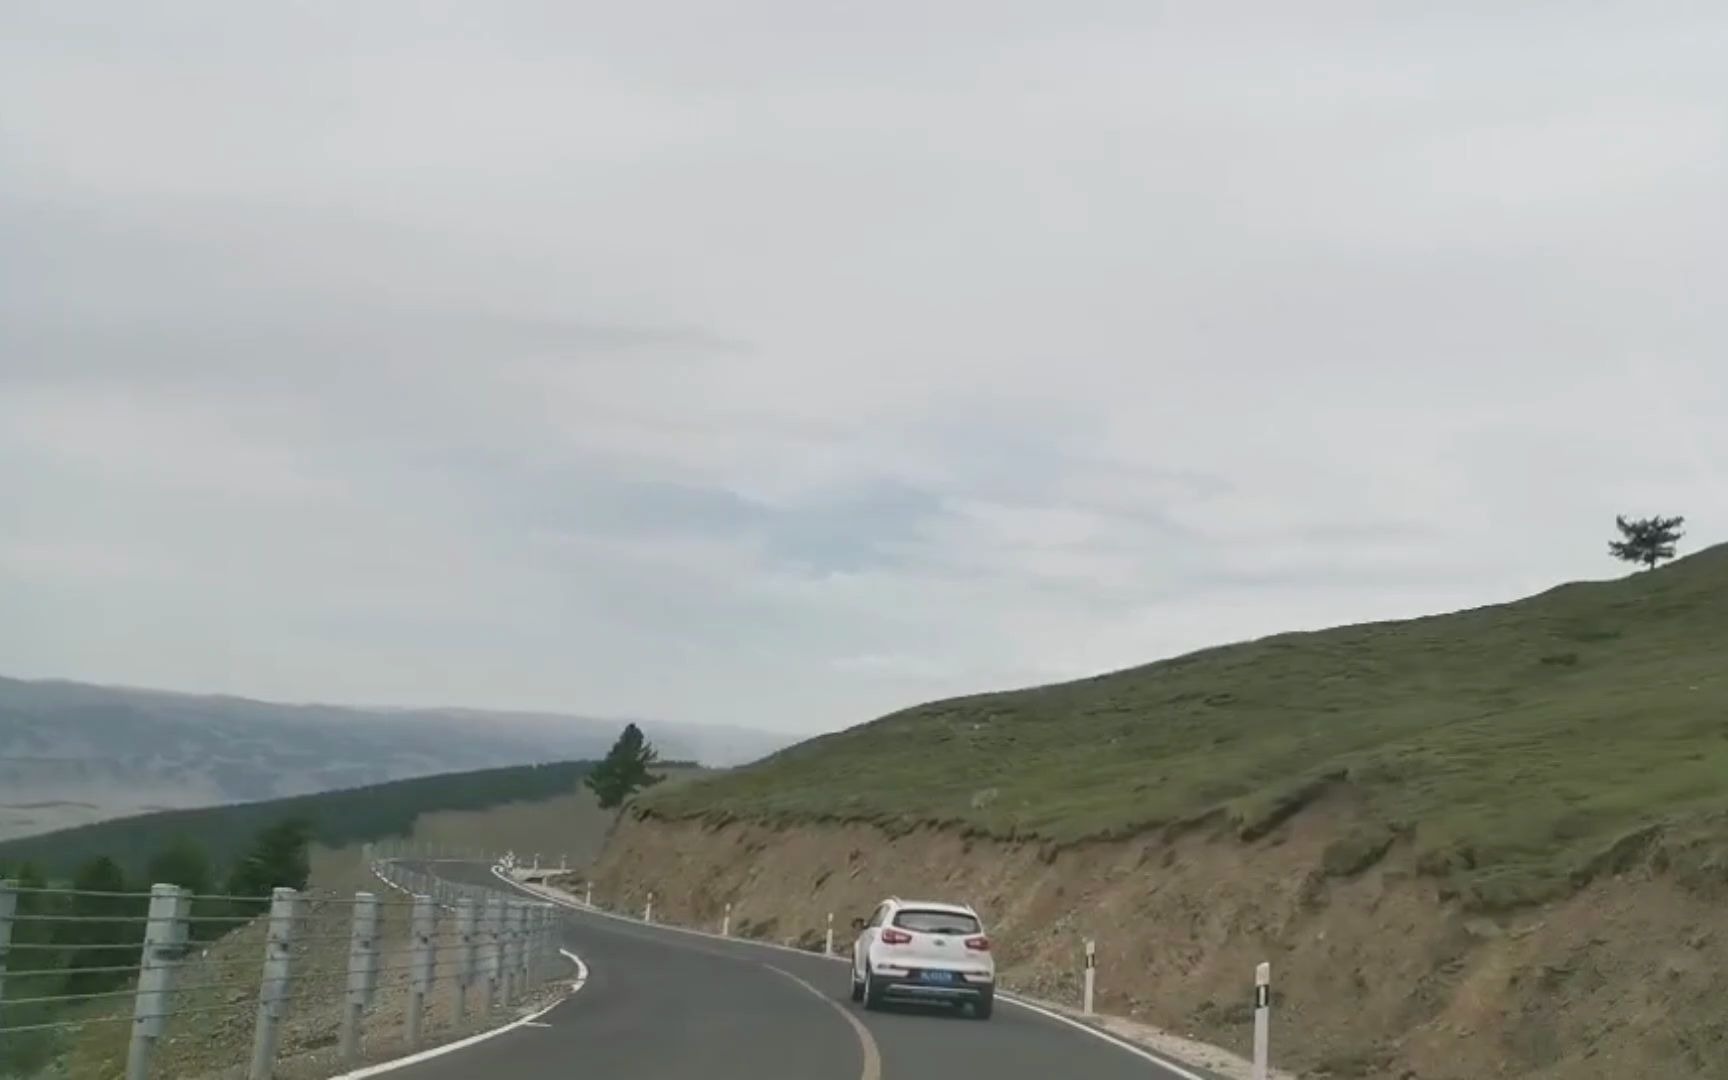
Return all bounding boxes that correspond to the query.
[919,970,955,984]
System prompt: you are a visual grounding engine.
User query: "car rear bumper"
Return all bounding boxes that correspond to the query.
[873,970,994,1002]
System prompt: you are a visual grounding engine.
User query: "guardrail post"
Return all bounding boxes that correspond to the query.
[644,892,653,924]
[526,907,544,988]
[0,880,16,1019]
[722,902,731,937]
[407,895,436,1048]
[507,902,526,1002]
[517,905,533,991]
[496,902,515,1005]
[339,892,379,1067]
[825,912,835,956]
[1253,961,1271,1080]
[126,884,191,1080]
[248,888,301,1080]
[454,897,477,1023]
[479,896,500,1015]
[1083,939,1096,1015]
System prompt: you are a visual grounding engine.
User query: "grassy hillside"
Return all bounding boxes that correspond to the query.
[640,544,1728,909]
[0,759,624,879]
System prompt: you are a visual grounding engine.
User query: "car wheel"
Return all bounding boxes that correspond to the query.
[972,992,993,1020]
[850,970,864,1002]
[863,968,885,1011]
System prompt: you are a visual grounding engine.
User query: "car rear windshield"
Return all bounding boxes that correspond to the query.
[892,910,981,935]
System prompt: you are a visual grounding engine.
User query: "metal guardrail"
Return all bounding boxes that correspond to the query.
[0,856,568,1080]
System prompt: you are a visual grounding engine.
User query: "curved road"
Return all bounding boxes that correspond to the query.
[385,860,1211,1080]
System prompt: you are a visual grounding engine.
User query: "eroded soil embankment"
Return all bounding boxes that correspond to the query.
[589,804,1728,1079]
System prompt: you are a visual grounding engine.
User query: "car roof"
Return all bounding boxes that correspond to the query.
[887,898,978,917]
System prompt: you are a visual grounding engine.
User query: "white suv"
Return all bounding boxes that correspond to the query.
[849,897,995,1019]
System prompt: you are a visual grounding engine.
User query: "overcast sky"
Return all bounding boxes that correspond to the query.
[3,2,1723,736]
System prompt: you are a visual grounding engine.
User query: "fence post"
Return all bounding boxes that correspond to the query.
[406,895,436,1049]
[644,892,653,924]
[498,902,516,1005]
[825,913,835,956]
[528,907,546,988]
[339,892,379,1067]
[1083,939,1096,1015]
[520,907,536,990]
[521,906,535,989]
[479,896,500,1015]
[125,884,190,1080]
[511,902,528,1000]
[1253,962,1271,1080]
[0,880,15,1019]
[722,902,731,937]
[248,888,301,1080]
[455,897,477,1023]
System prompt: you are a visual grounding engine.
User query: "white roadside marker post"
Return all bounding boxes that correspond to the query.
[406,894,436,1049]
[0,881,16,1033]
[1253,961,1271,1080]
[585,881,594,908]
[722,902,731,937]
[1082,939,1097,1015]
[454,897,478,1023]
[126,884,190,1080]
[338,892,379,1068]
[248,888,301,1080]
[825,913,835,956]
[644,892,654,924]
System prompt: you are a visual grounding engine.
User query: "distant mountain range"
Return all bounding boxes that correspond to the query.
[0,675,789,840]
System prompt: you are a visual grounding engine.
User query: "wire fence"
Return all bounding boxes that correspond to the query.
[0,857,574,1080]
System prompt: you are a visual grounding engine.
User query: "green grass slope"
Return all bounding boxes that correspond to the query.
[0,759,623,879]
[641,544,1728,909]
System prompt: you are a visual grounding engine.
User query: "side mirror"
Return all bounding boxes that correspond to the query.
[851,918,867,932]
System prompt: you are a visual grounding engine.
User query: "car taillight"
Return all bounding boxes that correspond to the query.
[964,935,990,951]
[881,928,912,945]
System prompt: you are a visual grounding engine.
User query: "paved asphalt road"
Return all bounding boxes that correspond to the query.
[384,859,1209,1080]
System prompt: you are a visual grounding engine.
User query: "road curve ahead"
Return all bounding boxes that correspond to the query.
[390,859,1213,1080]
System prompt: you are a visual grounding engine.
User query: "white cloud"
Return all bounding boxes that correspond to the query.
[2,0,1724,736]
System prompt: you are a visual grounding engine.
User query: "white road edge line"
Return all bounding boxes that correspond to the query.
[320,945,587,1080]
[486,865,1208,1080]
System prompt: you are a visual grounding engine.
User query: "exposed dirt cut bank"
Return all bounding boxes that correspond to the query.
[589,799,1728,1079]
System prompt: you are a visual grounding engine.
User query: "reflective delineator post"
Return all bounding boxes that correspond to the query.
[1253,961,1271,1080]
[825,913,835,956]
[722,902,731,937]
[644,892,654,924]
[1082,939,1097,1015]
[584,881,593,908]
